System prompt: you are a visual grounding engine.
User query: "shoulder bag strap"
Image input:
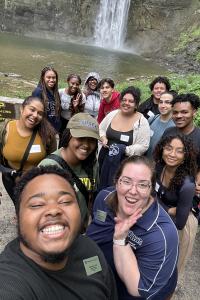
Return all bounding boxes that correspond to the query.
[18,129,37,172]
[47,153,89,205]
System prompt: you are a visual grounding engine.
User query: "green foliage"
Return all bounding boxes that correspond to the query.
[173,25,200,53]
[116,73,200,126]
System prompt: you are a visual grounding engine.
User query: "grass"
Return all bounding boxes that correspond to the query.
[1,73,200,125]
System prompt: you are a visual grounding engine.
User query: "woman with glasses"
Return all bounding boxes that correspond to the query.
[154,134,198,280]
[87,156,178,300]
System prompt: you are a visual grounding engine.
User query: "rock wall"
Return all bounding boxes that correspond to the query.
[127,0,200,55]
[0,0,199,55]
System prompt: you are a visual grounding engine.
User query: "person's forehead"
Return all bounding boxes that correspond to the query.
[159,94,173,101]
[45,70,56,77]
[101,82,111,88]
[122,163,152,178]
[153,82,166,88]
[173,101,193,110]
[21,174,75,200]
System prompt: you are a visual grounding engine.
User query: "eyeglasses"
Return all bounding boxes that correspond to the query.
[163,145,185,155]
[119,176,151,192]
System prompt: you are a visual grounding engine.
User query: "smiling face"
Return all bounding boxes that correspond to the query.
[120,93,137,115]
[152,82,167,103]
[65,136,96,166]
[20,99,44,129]
[44,70,57,90]
[68,77,80,95]
[116,163,152,219]
[100,82,114,102]
[172,101,196,132]
[162,138,185,168]
[158,93,173,116]
[19,174,81,269]
[88,77,98,91]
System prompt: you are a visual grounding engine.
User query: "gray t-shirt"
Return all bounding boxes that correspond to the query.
[146,115,174,158]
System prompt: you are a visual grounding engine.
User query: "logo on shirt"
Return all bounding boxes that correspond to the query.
[109,144,119,156]
[128,231,143,249]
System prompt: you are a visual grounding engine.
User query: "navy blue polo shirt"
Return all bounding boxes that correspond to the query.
[87,187,179,300]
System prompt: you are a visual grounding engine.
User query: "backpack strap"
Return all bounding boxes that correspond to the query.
[47,154,89,206]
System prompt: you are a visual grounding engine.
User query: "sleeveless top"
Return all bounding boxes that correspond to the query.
[106,123,133,146]
[2,120,46,170]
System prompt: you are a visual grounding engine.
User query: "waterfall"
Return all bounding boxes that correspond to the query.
[94,0,131,50]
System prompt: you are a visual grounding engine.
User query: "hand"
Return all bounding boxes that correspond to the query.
[113,208,142,240]
[168,207,176,216]
[72,93,81,108]
[101,136,109,148]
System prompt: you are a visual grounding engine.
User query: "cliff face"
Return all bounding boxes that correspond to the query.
[0,0,200,71]
[0,0,99,42]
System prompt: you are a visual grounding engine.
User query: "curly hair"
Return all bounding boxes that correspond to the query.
[172,93,200,110]
[149,76,171,91]
[153,134,197,191]
[22,96,56,148]
[59,128,98,191]
[38,66,61,117]
[120,86,141,107]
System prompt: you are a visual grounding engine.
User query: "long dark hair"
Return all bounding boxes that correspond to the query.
[38,66,61,117]
[59,128,98,190]
[22,96,56,148]
[153,134,197,190]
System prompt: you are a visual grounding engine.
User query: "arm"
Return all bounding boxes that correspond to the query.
[97,102,105,124]
[99,110,117,138]
[113,211,142,297]
[175,179,195,229]
[125,115,151,156]
[59,89,71,110]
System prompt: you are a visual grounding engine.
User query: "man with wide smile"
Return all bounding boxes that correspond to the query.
[0,166,117,299]
[162,93,200,166]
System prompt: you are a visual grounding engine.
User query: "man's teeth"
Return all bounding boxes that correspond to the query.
[41,225,65,234]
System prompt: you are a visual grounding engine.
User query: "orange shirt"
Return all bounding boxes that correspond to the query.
[2,120,46,170]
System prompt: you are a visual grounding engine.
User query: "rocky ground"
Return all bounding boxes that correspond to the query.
[0,177,199,299]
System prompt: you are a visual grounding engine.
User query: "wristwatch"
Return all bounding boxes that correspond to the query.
[113,238,128,246]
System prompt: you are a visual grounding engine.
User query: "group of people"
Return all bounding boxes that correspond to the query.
[0,69,199,300]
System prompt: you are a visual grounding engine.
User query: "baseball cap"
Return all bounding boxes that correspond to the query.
[67,113,100,140]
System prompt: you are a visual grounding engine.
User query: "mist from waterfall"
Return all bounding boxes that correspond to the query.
[94,0,131,50]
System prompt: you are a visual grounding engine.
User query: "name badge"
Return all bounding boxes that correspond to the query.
[30,145,41,153]
[147,110,155,118]
[120,134,129,142]
[150,129,154,137]
[83,256,102,276]
[155,182,160,192]
[96,210,107,222]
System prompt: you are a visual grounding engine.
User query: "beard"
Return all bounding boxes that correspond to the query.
[18,225,79,264]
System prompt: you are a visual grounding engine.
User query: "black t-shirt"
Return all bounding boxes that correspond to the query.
[0,236,117,300]
[155,163,195,230]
